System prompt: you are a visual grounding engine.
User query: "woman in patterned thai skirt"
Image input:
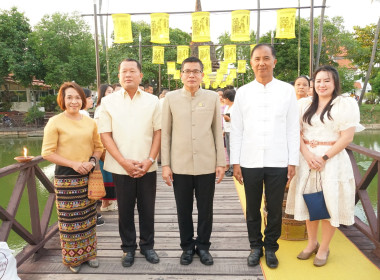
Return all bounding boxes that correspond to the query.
[42,82,103,273]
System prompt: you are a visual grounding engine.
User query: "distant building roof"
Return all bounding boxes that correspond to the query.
[3,74,51,89]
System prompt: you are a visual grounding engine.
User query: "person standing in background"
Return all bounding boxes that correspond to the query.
[80,88,93,117]
[222,88,236,177]
[94,84,118,213]
[294,76,310,100]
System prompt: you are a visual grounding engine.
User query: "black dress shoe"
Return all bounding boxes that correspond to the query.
[180,249,195,265]
[265,251,279,268]
[195,248,214,265]
[247,248,263,266]
[121,251,135,267]
[140,249,160,264]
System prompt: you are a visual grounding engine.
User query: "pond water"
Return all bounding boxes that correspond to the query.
[0,130,379,252]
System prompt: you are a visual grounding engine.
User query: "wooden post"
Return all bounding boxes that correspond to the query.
[315,0,326,68]
[93,1,101,93]
[297,0,301,77]
[139,32,142,65]
[309,0,314,78]
[256,0,260,43]
[168,75,171,91]
[158,64,162,94]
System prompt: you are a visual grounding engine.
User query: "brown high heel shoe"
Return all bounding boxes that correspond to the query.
[313,250,330,267]
[297,242,320,260]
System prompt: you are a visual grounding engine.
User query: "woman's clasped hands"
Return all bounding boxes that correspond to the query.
[304,152,326,171]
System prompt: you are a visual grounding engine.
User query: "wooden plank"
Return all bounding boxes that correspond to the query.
[358,190,378,235]
[43,237,250,250]
[17,166,265,278]
[0,156,44,178]
[19,274,262,280]
[34,164,55,193]
[96,215,246,223]
[27,166,42,243]
[18,258,262,276]
[41,249,251,258]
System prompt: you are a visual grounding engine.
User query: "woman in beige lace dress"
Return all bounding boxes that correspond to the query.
[286,66,364,267]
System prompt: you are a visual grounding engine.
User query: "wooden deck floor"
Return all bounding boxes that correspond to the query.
[18,170,263,280]
[17,168,380,279]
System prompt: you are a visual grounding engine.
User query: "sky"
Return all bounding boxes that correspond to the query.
[1,0,379,43]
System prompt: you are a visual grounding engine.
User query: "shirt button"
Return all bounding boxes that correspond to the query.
[192,137,196,140]
[192,123,195,126]
[193,152,196,154]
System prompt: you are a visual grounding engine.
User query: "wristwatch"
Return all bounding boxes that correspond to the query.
[322,154,329,161]
[90,161,96,167]
[148,157,155,164]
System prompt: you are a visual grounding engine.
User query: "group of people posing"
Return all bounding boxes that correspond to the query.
[41,43,363,273]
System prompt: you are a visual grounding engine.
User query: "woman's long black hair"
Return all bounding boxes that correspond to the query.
[97,84,112,106]
[302,65,341,125]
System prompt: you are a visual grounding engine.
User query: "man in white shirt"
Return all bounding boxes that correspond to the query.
[230,44,299,269]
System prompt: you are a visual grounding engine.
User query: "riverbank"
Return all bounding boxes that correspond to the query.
[1,123,380,138]
[0,127,44,137]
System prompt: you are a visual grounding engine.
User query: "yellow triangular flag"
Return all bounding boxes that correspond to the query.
[177,46,189,64]
[199,45,211,63]
[224,45,236,63]
[192,12,211,42]
[174,70,181,80]
[151,13,170,44]
[112,14,133,44]
[237,60,246,73]
[276,8,296,39]
[167,61,176,75]
[152,46,165,64]
[231,10,250,42]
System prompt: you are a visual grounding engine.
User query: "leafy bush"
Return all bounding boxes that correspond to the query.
[0,102,12,111]
[364,92,378,104]
[24,105,45,126]
[39,94,58,112]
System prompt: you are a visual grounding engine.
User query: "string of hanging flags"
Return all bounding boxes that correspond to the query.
[112,9,296,45]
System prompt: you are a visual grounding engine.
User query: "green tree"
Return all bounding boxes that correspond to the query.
[258,18,311,82]
[370,71,380,97]
[0,7,41,110]
[314,16,354,67]
[106,21,191,92]
[347,23,380,79]
[29,12,96,89]
[258,16,353,83]
[337,67,355,94]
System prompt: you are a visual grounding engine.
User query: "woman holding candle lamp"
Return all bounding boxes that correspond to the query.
[42,81,103,273]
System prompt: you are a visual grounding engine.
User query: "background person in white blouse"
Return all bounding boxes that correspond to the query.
[230,44,300,269]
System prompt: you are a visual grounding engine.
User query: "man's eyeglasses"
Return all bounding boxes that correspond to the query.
[181,69,203,75]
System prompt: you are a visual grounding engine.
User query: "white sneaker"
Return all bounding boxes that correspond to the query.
[100,201,118,212]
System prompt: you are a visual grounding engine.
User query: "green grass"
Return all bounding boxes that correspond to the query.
[360,104,380,124]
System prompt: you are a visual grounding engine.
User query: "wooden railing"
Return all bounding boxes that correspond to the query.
[0,156,58,266]
[0,144,379,266]
[346,143,380,258]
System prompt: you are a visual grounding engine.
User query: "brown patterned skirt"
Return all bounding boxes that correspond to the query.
[54,166,97,267]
